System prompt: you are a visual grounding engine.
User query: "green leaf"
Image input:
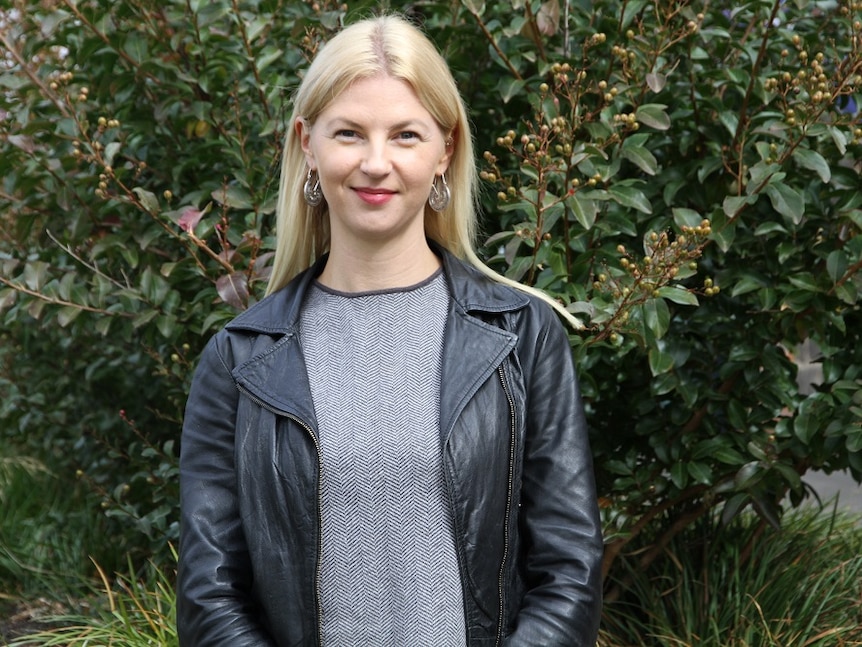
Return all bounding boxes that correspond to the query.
[670,461,688,489]
[104,142,121,167]
[645,72,666,93]
[735,461,764,489]
[731,275,764,297]
[566,193,597,230]
[764,183,804,225]
[747,441,767,461]
[788,272,818,291]
[497,77,525,103]
[672,208,702,229]
[643,298,670,339]
[57,306,82,327]
[23,261,50,290]
[747,162,782,193]
[620,144,658,175]
[792,148,831,183]
[656,286,698,306]
[753,222,787,236]
[710,210,737,253]
[828,126,847,155]
[773,462,802,493]
[621,0,649,28]
[687,461,713,485]
[713,447,745,465]
[719,111,738,137]
[836,282,857,305]
[256,46,284,72]
[122,32,148,63]
[609,185,652,214]
[648,347,674,375]
[132,187,160,215]
[156,314,178,339]
[793,412,816,444]
[721,493,750,526]
[635,104,670,130]
[722,195,753,218]
[211,186,252,210]
[826,250,847,283]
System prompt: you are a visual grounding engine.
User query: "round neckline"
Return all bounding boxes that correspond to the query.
[312,267,444,298]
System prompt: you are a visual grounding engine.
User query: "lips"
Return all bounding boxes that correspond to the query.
[354,187,396,205]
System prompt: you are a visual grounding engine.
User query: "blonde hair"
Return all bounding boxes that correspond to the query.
[266,14,582,329]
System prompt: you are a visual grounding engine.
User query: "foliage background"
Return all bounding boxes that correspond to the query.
[1,0,861,625]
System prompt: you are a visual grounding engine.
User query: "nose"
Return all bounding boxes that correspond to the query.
[360,139,392,177]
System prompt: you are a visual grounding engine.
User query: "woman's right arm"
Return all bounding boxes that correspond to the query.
[177,335,276,646]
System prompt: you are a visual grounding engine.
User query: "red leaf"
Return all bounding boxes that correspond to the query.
[216,272,249,310]
[177,206,204,233]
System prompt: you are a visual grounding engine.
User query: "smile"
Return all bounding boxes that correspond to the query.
[354,188,396,205]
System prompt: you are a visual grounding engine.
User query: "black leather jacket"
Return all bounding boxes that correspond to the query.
[178,247,603,646]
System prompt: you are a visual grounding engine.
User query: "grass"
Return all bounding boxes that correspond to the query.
[0,451,130,644]
[5,555,177,647]
[2,451,860,646]
[600,505,862,647]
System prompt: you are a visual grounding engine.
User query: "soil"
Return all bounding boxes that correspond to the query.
[0,598,66,645]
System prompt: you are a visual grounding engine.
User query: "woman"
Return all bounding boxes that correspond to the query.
[178,14,603,647]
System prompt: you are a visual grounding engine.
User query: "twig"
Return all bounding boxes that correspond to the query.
[0,276,132,317]
[466,4,523,81]
[45,230,130,290]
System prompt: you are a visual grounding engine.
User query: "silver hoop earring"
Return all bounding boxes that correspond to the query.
[428,173,450,212]
[303,169,323,207]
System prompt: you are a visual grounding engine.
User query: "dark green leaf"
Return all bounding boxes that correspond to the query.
[635,104,670,130]
[792,148,831,183]
[764,183,804,225]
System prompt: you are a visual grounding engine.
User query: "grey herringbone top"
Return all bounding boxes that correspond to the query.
[299,270,466,647]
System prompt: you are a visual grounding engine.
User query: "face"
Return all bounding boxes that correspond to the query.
[297,75,452,250]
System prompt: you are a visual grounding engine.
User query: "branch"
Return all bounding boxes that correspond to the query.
[730,0,783,152]
[0,276,131,317]
[45,230,130,290]
[0,28,71,118]
[604,498,712,601]
[601,483,708,581]
[466,4,523,81]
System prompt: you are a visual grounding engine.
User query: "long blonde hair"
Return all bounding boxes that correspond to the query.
[266,15,582,329]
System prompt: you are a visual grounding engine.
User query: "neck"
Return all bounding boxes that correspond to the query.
[318,237,441,293]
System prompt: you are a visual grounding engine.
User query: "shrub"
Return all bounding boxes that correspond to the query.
[1,0,861,595]
[600,507,862,646]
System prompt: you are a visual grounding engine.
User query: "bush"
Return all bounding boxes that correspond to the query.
[1,0,861,594]
[600,507,862,646]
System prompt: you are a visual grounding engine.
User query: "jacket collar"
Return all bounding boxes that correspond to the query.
[227,243,528,437]
[226,241,529,336]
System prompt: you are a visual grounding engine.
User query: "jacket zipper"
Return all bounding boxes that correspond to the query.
[496,365,516,647]
[236,385,325,647]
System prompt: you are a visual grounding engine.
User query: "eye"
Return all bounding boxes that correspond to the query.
[335,129,359,139]
[396,131,420,142]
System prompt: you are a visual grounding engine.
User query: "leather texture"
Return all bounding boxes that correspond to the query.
[177,244,604,646]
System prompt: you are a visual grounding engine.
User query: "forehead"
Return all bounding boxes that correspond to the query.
[319,75,436,124]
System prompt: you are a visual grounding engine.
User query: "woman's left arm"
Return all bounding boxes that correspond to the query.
[505,304,603,646]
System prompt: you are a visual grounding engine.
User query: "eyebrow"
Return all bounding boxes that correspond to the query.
[325,117,431,132]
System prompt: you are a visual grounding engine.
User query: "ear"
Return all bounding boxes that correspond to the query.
[436,130,456,176]
[295,117,315,170]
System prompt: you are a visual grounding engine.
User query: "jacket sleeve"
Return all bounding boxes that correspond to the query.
[177,334,277,646]
[504,306,603,647]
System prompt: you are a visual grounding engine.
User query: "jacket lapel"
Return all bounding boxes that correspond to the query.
[437,246,527,445]
[223,245,530,443]
[232,328,318,429]
[439,307,517,446]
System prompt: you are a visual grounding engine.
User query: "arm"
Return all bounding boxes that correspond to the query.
[505,307,603,646]
[177,334,277,646]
